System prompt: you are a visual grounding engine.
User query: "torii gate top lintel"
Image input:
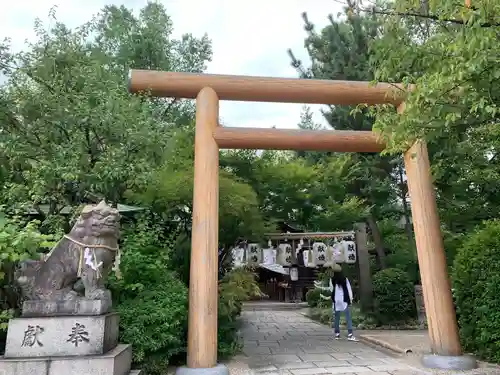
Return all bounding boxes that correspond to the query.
[128,69,406,106]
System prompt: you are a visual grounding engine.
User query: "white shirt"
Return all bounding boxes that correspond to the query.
[329,278,353,311]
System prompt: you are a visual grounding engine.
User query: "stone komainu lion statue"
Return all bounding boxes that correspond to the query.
[16,201,121,301]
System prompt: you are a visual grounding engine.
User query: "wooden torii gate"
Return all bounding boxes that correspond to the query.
[128,70,471,371]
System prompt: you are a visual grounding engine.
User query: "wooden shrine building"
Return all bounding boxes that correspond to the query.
[231,222,359,302]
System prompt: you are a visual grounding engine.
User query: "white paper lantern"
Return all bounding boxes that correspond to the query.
[331,242,345,263]
[295,242,302,257]
[303,250,316,268]
[343,241,357,264]
[262,247,277,265]
[246,243,262,265]
[312,242,327,266]
[277,243,293,266]
[231,248,245,267]
[323,245,334,267]
[290,267,299,281]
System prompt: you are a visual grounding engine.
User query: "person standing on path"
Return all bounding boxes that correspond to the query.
[329,266,358,341]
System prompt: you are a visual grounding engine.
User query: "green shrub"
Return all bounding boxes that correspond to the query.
[308,304,376,329]
[0,214,57,354]
[314,269,333,307]
[306,285,333,308]
[117,277,188,374]
[385,236,419,284]
[317,293,332,309]
[442,228,466,269]
[309,307,332,325]
[218,267,261,357]
[452,220,500,362]
[110,217,263,370]
[306,288,323,307]
[372,268,415,324]
[379,219,419,283]
[108,219,187,374]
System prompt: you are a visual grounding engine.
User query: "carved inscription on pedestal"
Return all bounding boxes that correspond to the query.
[21,325,44,347]
[5,313,118,357]
[67,323,90,347]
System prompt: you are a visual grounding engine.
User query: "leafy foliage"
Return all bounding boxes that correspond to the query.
[306,288,324,308]
[452,220,500,362]
[0,214,56,353]
[107,217,185,371]
[109,218,262,369]
[0,3,212,217]
[117,276,188,373]
[368,0,500,234]
[0,213,57,311]
[308,304,371,329]
[371,1,500,153]
[379,219,419,282]
[289,9,413,269]
[221,150,369,231]
[372,268,416,324]
[0,214,56,268]
[218,268,262,357]
[133,151,271,250]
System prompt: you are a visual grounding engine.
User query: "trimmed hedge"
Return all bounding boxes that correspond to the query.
[306,287,331,308]
[372,268,416,324]
[306,288,323,307]
[452,220,500,362]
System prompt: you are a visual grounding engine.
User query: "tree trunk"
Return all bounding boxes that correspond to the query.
[398,163,414,245]
[366,214,387,269]
[355,222,373,313]
[398,163,419,282]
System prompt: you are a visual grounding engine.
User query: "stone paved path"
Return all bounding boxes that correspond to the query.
[240,310,426,375]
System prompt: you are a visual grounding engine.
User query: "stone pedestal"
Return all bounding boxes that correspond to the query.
[22,298,112,317]
[0,303,140,375]
[5,313,119,357]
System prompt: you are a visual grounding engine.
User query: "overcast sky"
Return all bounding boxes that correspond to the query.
[1,0,342,129]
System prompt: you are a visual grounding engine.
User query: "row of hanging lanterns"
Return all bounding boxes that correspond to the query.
[232,238,357,268]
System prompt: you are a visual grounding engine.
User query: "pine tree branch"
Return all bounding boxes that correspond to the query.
[365,8,499,28]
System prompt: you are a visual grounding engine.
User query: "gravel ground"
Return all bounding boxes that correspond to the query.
[404,353,500,375]
[360,331,500,375]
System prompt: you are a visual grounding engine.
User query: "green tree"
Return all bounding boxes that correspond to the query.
[289,9,408,268]
[367,0,500,237]
[0,4,212,225]
[221,149,367,232]
[129,125,271,251]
